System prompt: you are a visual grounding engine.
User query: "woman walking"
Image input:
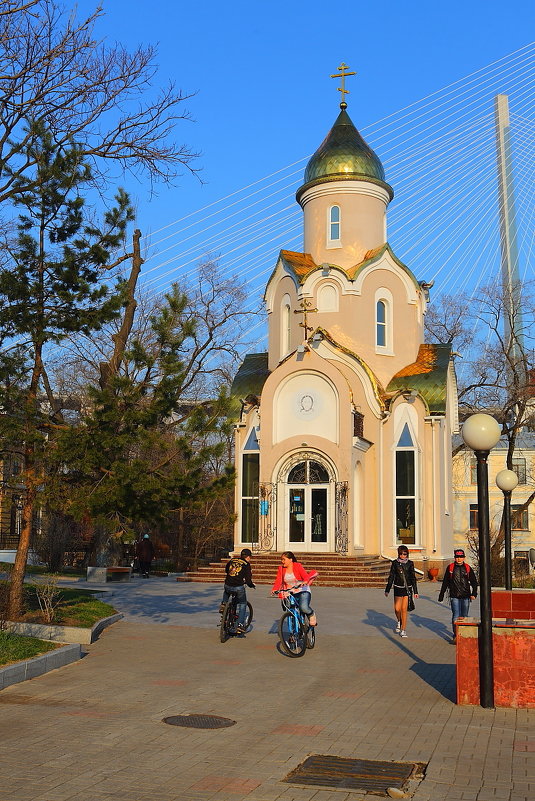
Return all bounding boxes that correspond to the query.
[271,551,318,627]
[384,545,418,638]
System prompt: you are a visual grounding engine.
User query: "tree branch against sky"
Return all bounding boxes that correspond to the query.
[0,0,198,206]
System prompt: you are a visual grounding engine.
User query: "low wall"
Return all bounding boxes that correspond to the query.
[491,589,535,620]
[456,618,535,708]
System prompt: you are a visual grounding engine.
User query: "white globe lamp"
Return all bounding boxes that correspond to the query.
[462,413,501,451]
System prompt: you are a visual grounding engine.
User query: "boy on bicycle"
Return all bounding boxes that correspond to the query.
[219,548,255,634]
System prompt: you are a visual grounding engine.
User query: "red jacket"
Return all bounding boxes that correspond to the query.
[271,562,318,596]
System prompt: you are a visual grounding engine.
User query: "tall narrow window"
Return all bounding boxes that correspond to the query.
[395,424,416,545]
[241,428,259,543]
[281,296,291,357]
[375,289,393,353]
[376,300,386,347]
[328,205,340,244]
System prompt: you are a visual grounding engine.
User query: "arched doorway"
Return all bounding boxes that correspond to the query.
[281,455,333,552]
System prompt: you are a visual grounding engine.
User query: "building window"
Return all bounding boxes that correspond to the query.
[375,290,393,352]
[469,504,478,530]
[288,460,329,484]
[512,457,527,484]
[470,458,477,485]
[327,205,341,245]
[281,298,291,357]
[395,423,416,545]
[512,504,528,530]
[376,300,386,347]
[241,448,259,543]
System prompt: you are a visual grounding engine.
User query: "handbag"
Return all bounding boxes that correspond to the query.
[400,563,415,612]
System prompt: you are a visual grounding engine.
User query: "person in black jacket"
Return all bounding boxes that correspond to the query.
[384,545,419,638]
[219,548,255,634]
[438,548,478,643]
[136,534,155,578]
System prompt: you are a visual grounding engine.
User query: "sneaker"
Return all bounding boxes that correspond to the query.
[399,630,407,638]
[236,626,246,635]
[395,622,401,634]
[218,604,225,614]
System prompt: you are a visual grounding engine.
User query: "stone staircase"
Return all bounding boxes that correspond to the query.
[176,552,392,588]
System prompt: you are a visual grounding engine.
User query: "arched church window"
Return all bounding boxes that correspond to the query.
[395,423,416,546]
[376,300,386,347]
[328,205,341,245]
[288,460,329,484]
[375,290,393,353]
[281,297,291,357]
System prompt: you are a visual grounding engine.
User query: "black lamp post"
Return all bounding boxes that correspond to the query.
[496,469,518,591]
[462,413,501,709]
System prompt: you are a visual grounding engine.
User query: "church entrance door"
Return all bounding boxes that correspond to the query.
[285,459,331,552]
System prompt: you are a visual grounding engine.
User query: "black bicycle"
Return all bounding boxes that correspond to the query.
[220,594,253,643]
[272,583,316,657]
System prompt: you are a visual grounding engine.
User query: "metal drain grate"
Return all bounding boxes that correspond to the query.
[283,755,426,795]
[162,714,236,729]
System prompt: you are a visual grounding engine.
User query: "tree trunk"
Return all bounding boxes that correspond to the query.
[7,449,36,619]
[99,229,143,390]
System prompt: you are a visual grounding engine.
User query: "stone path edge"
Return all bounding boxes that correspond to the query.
[5,612,123,644]
[0,642,82,690]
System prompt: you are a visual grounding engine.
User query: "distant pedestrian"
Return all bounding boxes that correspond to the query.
[136,533,155,578]
[384,545,418,638]
[438,549,478,643]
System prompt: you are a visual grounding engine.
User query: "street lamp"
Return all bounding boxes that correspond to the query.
[462,413,501,709]
[496,469,518,591]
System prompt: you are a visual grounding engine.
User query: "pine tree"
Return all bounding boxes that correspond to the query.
[0,127,134,617]
[48,283,237,548]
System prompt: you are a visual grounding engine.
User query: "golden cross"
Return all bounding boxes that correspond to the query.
[294,299,318,341]
[330,62,356,108]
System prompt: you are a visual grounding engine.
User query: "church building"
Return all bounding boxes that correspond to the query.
[231,71,458,571]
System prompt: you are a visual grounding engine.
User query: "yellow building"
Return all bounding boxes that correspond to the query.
[453,436,535,576]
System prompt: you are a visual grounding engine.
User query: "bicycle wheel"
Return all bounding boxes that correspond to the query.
[220,602,232,643]
[306,623,316,649]
[244,602,253,631]
[278,611,307,657]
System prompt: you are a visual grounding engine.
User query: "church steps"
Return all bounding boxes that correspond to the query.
[176,552,391,587]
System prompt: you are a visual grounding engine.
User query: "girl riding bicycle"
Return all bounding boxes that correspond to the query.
[271,551,318,627]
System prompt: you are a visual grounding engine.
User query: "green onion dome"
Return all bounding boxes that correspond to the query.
[297,107,393,201]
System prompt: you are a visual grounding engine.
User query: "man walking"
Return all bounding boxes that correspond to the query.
[438,548,478,643]
[136,533,155,578]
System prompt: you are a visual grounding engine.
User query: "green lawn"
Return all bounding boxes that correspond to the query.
[1,583,117,627]
[0,631,59,667]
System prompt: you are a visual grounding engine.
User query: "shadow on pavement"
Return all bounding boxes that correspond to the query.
[363,609,456,702]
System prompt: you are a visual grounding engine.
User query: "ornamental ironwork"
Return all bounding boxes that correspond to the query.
[335,481,348,555]
[256,482,276,552]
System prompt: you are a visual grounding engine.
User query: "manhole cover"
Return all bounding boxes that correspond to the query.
[283,755,426,795]
[162,714,236,729]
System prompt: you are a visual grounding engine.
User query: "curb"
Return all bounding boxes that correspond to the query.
[0,643,82,690]
[5,613,123,644]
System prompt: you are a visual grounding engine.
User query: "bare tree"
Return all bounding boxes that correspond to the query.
[0,1,197,206]
[426,279,535,521]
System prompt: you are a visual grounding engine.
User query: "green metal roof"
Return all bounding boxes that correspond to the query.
[297,108,393,201]
[231,353,270,400]
[386,344,453,414]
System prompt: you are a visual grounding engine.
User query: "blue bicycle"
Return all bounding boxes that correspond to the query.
[272,583,316,657]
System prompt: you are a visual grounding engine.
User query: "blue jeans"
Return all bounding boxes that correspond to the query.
[450,596,470,633]
[285,590,313,618]
[222,584,247,627]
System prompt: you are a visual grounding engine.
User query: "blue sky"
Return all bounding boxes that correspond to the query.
[78,0,533,232]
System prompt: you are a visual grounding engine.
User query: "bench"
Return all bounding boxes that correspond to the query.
[86,566,132,583]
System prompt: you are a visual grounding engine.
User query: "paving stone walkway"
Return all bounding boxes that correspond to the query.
[0,578,533,801]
